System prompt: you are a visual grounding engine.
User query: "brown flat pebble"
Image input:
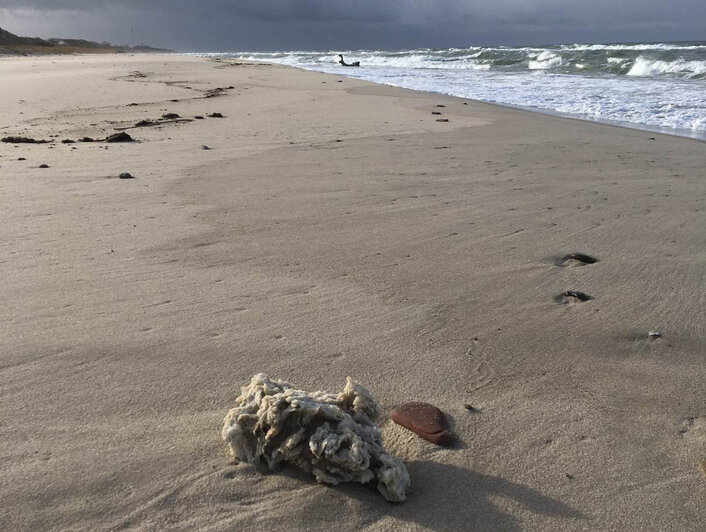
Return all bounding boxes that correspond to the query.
[436,118,449,122]
[391,402,453,446]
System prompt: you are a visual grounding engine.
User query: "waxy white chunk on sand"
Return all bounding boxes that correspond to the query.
[222,374,410,502]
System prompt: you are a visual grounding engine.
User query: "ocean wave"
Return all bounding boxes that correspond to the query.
[528,51,563,70]
[227,45,706,80]
[627,56,706,78]
[562,43,706,51]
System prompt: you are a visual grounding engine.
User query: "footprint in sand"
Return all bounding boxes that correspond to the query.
[554,253,598,303]
[554,290,592,304]
[558,252,599,267]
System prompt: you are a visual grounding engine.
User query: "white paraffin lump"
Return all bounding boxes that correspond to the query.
[221,373,410,502]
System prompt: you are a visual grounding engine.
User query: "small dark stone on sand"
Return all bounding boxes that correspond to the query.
[432,111,442,115]
[135,119,157,127]
[105,132,135,143]
[79,137,95,143]
[208,113,224,118]
[565,252,598,264]
[39,164,49,168]
[391,402,453,446]
[170,99,179,103]
[194,115,204,119]
[464,404,477,412]
[61,139,75,144]
[119,172,135,179]
[18,157,26,161]
[127,103,139,106]
[436,104,446,107]
[2,136,48,144]
[564,290,591,302]
[436,118,450,122]
[202,145,211,150]
[162,113,180,120]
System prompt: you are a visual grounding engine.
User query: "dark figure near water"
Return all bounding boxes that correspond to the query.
[338,54,360,67]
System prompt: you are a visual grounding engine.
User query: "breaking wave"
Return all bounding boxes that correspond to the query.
[627,56,706,77]
[528,51,563,70]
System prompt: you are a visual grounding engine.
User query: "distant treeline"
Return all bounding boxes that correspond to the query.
[0,27,171,54]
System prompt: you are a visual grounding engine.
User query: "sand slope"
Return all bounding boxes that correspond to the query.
[1,54,704,531]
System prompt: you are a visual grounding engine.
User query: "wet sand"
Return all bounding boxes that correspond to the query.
[1,54,705,530]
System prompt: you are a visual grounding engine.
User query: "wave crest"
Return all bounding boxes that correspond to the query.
[627,56,706,78]
[528,51,562,70]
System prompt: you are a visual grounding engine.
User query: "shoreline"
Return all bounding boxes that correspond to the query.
[300,62,706,142]
[1,54,704,531]
[194,50,706,142]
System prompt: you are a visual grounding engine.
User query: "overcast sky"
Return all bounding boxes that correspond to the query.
[1,1,704,51]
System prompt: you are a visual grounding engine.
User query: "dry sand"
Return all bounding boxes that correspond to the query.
[1,54,704,531]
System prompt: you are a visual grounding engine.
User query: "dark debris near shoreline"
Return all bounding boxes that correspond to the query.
[2,136,49,144]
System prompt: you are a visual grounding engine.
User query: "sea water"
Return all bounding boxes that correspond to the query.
[207,42,706,140]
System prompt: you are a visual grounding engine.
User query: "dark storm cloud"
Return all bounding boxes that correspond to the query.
[1,1,396,21]
[1,1,705,50]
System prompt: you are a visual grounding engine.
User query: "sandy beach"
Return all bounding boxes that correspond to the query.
[1,54,704,530]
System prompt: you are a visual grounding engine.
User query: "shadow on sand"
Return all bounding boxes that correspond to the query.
[331,460,587,531]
